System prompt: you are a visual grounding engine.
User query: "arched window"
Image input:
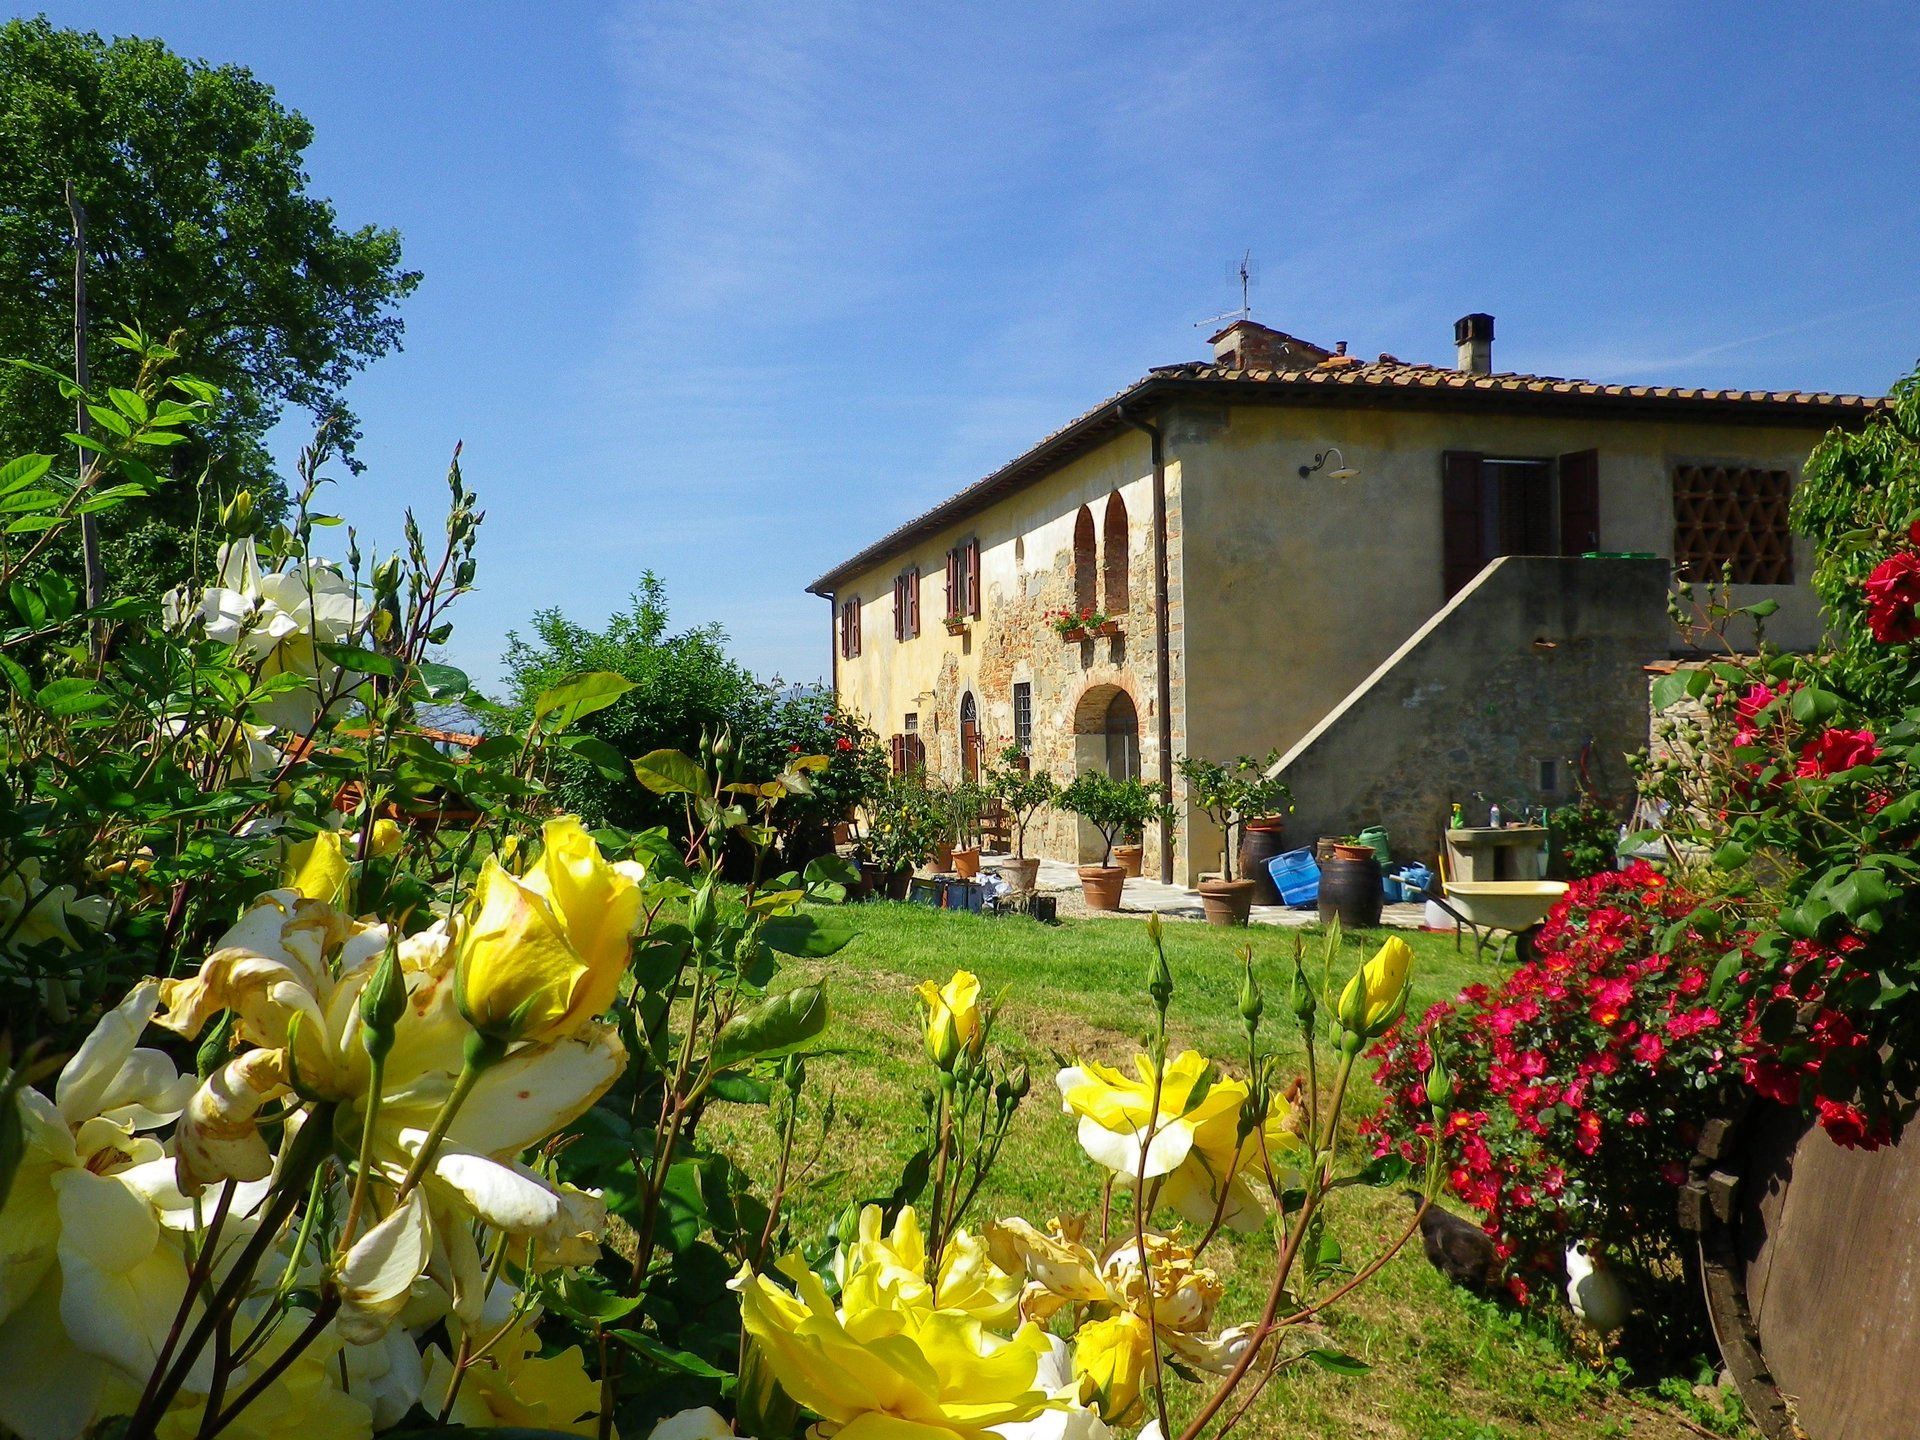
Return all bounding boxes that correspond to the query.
[1103,493,1129,612]
[1104,691,1140,781]
[1072,506,1097,613]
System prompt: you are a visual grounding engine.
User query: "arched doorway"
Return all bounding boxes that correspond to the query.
[959,691,980,782]
[1104,691,1139,780]
[1070,682,1143,862]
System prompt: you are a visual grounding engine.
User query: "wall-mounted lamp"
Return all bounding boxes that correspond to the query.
[1298,448,1359,482]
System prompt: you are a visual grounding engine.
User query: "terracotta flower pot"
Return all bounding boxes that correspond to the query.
[1333,842,1375,862]
[1198,877,1256,926]
[1114,843,1144,878]
[952,846,981,878]
[994,855,1041,897]
[932,842,954,872]
[882,868,913,901]
[1078,864,1126,910]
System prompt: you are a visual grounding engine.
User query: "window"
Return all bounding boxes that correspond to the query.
[890,713,925,774]
[892,568,921,640]
[959,692,980,781]
[1103,493,1129,611]
[838,596,862,658]
[944,537,981,620]
[1440,450,1599,597]
[1012,681,1033,754]
[1072,506,1097,612]
[1672,464,1794,585]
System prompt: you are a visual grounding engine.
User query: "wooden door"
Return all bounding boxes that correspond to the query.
[959,692,980,783]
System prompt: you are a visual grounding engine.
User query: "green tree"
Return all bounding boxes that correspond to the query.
[501,575,765,833]
[0,17,419,596]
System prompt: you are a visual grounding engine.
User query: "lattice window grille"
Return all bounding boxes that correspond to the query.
[1672,464,1794,585]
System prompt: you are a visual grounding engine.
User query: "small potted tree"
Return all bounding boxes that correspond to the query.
[948,779,986,878]
[986,745,1058,896]
[1060,770,1163,911]
[865,778,941,899]
[1177,753,1294,925]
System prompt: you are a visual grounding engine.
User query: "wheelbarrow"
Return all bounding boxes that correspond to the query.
[1406,879,1568,962]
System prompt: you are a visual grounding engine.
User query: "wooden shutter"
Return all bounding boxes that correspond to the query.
[944,549,957,620]
[1559,449,1600,555]
[889,734,904,774]
[909,568,920,637]
[1441,451,1486,598]
[892,577,904,641]
[850,599,861,656]
[966,539,981,618]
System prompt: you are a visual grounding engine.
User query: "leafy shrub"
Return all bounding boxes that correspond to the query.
[501,578,888,864]
[1363,864,1739,1292]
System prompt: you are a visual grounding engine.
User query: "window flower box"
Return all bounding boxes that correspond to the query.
[1051,607,1115,642]
[944,614,970,635]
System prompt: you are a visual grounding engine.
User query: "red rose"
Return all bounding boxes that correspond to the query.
[835,736,853,751]
[1814,1096,1888,1150]
[1795,727,1879,778]
[1863,549,1920,643]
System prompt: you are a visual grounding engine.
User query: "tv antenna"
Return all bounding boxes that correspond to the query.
[1195,250,1257,328]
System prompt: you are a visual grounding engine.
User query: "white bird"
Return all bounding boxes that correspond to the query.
[1564,1241,1633,1356]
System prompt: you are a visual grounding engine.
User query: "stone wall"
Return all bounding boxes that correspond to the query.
[1270,556,1671,866]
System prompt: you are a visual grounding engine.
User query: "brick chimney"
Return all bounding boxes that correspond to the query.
[1454,313,1494,374]
[1207,320,1332,371]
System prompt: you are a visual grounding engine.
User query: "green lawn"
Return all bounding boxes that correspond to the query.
[703,902,1749,1440]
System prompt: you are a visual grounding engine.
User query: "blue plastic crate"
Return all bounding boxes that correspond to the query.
[1268,847,1320,907]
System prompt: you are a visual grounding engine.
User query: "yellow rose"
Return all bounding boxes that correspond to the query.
[916,970,984,1070]
[1072,1311,1154,1423]
[1056,1050,1241,1180]
[368,818,404,859]
[1338,935,1413,1039]
[283,830,349,905]
[735,1254,1053,1440]
[833,1203,1019,1326]
[454,817,643,1044]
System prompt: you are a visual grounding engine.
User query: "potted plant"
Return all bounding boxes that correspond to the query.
[865,778,941,898]
[1177,753,1294,925]
[944,611,969,636]
[1114,831,1145,877]
[948,779,986,878]
[1060,770,1164,910]
[1049,605,1114,642]
[986,745,1058,896]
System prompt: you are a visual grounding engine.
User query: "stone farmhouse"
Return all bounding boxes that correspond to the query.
[808,316,1884,885]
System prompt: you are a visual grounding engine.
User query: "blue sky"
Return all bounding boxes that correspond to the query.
[21,2,1920,691]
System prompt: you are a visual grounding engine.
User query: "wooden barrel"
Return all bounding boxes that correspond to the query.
[1317,856,1383,929]
[1239,824,1290,906]
[1681,1098,1920,1439]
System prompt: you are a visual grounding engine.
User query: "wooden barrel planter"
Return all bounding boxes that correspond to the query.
[1680,1096,1920,1440]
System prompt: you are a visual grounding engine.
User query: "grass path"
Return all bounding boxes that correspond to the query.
[703,902,1749,1440]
